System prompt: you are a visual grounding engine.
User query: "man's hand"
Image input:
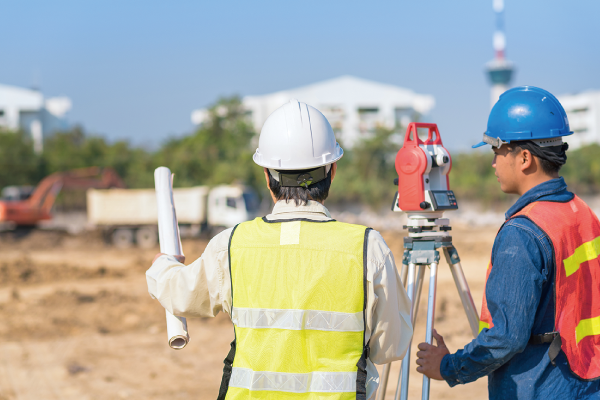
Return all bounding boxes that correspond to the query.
[152,253,186,264]
[416,329,450,381]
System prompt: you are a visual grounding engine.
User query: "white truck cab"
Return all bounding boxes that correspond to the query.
[208,185,261,233]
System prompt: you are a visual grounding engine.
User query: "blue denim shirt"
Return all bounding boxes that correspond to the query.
[440,177,600,399]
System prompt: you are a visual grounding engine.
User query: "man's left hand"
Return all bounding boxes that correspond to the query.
[416,329,449,381]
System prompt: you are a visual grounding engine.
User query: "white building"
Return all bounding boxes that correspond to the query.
[557,90,600,149]
[192,75,435,148]
[0,83,72,153]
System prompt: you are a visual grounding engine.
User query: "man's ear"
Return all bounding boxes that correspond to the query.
[520,149,534,172]
[264,168,271,189]
[331,162,337,183]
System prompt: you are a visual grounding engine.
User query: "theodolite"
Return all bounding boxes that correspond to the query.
[378,123,480,400]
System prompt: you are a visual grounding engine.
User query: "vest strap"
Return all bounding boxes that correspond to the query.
[355,227,372,400]
[355,341,370,400]
[217,338,236,400]
[529,331,562,366]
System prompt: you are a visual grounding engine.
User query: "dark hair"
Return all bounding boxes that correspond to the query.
[268,168,332,206]
[507,140,568,175]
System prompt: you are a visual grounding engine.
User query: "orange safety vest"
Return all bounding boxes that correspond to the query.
[479,195,600,381]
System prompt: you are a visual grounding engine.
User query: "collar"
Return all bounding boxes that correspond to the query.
[271,200,332,219]
[505,177,574,219]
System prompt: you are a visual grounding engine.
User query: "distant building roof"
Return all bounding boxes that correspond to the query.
[0,83,72,153]
[192,75,435,148]
[0,84,44,111]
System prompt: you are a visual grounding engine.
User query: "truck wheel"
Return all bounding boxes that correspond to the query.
[112,228,134,248]
[136,227,157,249]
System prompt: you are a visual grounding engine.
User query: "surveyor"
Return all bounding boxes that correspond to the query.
[146,99,413,399]
[415,86,600,398]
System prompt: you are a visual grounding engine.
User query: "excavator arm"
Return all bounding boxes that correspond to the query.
[0,167,126,226]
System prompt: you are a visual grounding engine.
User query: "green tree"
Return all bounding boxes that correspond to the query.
[329,126,399,208]
[155,96,264,192]
[0,128,43,189]
[41,126,155,188]
[560,144,600,195]
[450,150,516,205]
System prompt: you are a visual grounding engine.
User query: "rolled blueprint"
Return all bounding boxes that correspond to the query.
[154,166,189,349]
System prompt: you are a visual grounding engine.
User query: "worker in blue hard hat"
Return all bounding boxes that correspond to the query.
[415,86,600,399]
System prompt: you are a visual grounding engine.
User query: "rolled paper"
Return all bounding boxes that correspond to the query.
[154,166,189,349]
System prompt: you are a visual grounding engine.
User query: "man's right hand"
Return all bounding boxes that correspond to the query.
[415,329,449,381]
[152,253,186,264]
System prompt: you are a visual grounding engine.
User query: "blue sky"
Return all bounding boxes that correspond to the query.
[1,0,598,151]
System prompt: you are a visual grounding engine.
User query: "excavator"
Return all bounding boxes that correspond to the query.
[0,167,126,227]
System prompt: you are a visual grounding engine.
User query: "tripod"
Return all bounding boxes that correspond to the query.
[377,213,480,400]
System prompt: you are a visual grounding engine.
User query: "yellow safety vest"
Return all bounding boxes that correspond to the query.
[218,217,371,400]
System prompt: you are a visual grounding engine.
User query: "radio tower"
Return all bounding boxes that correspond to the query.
[486,0,515,108]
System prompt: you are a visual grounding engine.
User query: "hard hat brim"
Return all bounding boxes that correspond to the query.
[472,141,488,149]
[253,150,344,170]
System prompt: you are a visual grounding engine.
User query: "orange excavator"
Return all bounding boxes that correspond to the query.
[0,167,126,227]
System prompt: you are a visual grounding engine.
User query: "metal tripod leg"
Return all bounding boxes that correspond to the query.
[400,261,408,287]
[412,265,426,324]
[377,244,479,400]
[395,264,426,400]
[421,262,439,400]
[394,263,416,400]
[377,364,392,400]
[378,261,422,400]
[380,261,407,399]
[444,246,480,338]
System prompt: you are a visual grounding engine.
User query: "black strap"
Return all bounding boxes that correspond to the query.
[217,339,236,400]
[530,332,562,366]
[218,225,239,400]
[356,227,372,400]
[355,342,370,400]
[548,334,562,367]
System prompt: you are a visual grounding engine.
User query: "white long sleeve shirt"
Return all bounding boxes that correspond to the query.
[147,200,413,399]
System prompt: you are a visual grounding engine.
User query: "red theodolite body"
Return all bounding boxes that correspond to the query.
[393,123,457,213]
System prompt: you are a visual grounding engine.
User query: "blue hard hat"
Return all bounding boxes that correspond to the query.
[473,86,573,148]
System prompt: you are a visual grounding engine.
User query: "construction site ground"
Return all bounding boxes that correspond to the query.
[0,224,497,400]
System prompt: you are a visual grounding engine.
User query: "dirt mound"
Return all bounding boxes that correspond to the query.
[0,288,158,340]
[0,229,107,251]
[0,258,125,287]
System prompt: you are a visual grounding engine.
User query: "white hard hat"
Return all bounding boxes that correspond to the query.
[253,99,344,170]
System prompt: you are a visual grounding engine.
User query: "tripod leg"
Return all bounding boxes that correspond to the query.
[396,263,418,400]
[422,262,439,400]
[378,258,412,400]
[400,262,408,287]
[444,247,480,338]
[412,265,426,322]
[377,364,391,400]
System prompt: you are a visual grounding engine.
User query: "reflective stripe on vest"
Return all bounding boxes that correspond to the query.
[564,236,600,277]
[229,368,357,393]
[478,196,600,380]
[220,217,370,399]
[231,307,364,332]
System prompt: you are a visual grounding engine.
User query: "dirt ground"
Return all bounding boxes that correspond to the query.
[0,223,497,400]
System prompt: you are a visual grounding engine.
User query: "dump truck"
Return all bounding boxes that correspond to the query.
[87,184,261,248]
